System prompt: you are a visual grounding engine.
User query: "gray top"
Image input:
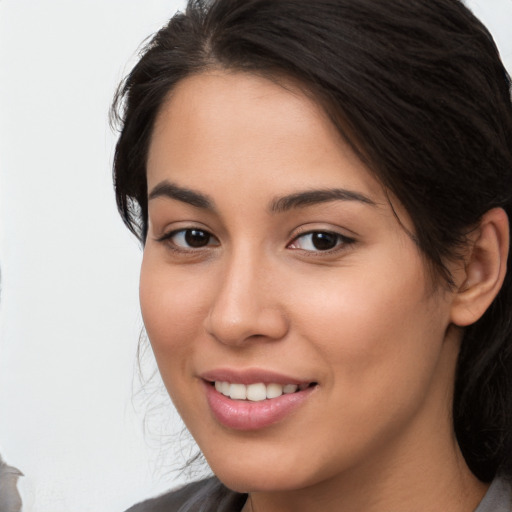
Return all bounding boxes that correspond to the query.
[125,475,512,512]
[0,455,23,512]
[475,477,512,512]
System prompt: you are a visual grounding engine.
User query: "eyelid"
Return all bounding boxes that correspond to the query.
[153,223,355,255]
[287,228,356,253]
[153,220,215,241]
[155,227,220,250]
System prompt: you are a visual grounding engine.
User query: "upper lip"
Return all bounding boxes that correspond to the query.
[200,368,315,386]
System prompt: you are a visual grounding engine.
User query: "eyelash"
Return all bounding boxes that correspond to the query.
[156,228,355,255]
[156,228,220,252]
[287,230,355,253]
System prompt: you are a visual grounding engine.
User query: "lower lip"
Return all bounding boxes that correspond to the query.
[203,381,316,431]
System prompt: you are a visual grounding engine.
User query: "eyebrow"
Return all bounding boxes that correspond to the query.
[148,180,376,214]
[148,181,214,210]
[270,188,376,213]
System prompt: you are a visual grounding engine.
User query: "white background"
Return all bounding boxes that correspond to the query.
[0,1,511,511]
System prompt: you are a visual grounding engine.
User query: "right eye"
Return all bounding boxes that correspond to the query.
[159,228,219,249]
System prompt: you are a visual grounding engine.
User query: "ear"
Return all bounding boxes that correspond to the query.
[450,208,509,327]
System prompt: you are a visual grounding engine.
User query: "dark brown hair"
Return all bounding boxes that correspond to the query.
[112,0,512,482]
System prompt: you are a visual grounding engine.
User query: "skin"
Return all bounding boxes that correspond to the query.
[141,71,491,511]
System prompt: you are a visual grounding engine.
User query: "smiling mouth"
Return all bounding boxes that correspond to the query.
[211,381,317,402]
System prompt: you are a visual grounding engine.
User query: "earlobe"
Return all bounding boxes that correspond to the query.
[450,208,509,327]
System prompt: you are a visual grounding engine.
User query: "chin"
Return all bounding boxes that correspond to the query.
[215,470,303,494]
[205,452,327,494]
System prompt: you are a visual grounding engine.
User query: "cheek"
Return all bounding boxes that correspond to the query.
[139,253,208,376]
[289,254,449,412]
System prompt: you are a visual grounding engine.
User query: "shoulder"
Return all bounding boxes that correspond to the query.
[124,477,247,512]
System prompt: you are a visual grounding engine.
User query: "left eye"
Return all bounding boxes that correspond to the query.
[288,231,349,252]
[166,228,219,249]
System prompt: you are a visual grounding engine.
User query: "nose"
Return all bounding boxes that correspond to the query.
[203,250,289,346]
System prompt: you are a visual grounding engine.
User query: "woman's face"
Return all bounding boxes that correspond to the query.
[141,71,460,493]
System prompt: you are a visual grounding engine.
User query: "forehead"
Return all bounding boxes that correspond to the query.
[147,71,385,200]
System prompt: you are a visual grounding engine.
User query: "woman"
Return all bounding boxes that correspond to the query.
[112,0,512,510]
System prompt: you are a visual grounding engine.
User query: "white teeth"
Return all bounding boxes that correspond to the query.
[283,384,298,394]
[229,383,247,400]
[215,381,305,401]
[266,383,283,399]
[247,383,267,401]
[221,381,230,396]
